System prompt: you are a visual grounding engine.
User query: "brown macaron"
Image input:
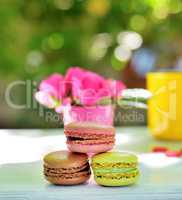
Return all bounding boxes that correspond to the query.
[43,150,91,185]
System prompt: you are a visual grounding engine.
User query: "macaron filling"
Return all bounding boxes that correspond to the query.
[93,163,139,180]
[44,163,91,178]
[92,162,137,168]
[94,167,137,174]
[67,136,85,141]
[95,169,139,180]
[66,135,115,145]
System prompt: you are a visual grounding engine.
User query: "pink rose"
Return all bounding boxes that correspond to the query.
[65,67,111,106]
[35,67,126,109]
[81,72,106,90]
[39,73,66,100]
[65,67,86,83]
[64,67,86,96]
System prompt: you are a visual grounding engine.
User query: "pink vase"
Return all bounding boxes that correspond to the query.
[63,105,115,125]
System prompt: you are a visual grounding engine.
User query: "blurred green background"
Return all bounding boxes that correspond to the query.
[0,0,181,128]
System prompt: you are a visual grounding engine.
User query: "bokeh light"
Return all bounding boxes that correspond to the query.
[86,0,110,17]
[89,33,112,60]
[47,33,64,50]
[42,33,64,51]
[117,31,143,50]
[114,45,132,62]
[169,0,182,14]
[149,0,182,19]
[54,0,74,10]
[130,15,147,31]
[131,48,156,77]
[149,0,170,20]
[153,6,169,19]
[26,51,43,67]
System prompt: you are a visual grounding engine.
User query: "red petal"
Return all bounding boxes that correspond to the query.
[165,150,182,157]
[152,147,168,153]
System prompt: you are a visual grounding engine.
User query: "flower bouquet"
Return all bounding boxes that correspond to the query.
[35,67,126,125]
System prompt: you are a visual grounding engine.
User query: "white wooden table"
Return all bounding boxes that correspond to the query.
[0,127,182,200]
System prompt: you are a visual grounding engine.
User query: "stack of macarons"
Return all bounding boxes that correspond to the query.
[43,122,139,186]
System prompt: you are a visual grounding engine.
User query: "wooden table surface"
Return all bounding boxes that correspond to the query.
[0,127,182,200]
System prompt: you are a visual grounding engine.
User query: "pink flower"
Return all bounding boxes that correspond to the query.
[81,72,106,90]
[39,73,66,100]
[35,67,127,109]
[64,67,85,96]
[35,73,67,109]
[65,67,86,83]
[65,67,111,106]
[55,97,72,113]
[108,79,126,98]
[35,91,58,108]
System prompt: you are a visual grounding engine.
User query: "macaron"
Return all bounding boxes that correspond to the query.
[91,152,139,187]
[64,122,115,153]
[43,150,91,185]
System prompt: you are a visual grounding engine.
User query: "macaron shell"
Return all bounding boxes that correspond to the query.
[64,122,115,140]
[94,172,139,187]
[65,122,115,134]
[92,152,138,164]
[44,150,88,168]
[65,131,115,139]
[67,143,114,154]
[45,173,90,185]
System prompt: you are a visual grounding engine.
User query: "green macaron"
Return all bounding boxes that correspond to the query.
[91,152,139,187]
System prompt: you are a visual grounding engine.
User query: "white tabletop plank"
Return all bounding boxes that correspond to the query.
[0,127,182,200]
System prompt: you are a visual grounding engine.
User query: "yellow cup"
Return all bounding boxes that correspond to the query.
[147,72,182,140]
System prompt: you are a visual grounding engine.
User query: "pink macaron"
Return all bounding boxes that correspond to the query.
[64,122,115,154]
